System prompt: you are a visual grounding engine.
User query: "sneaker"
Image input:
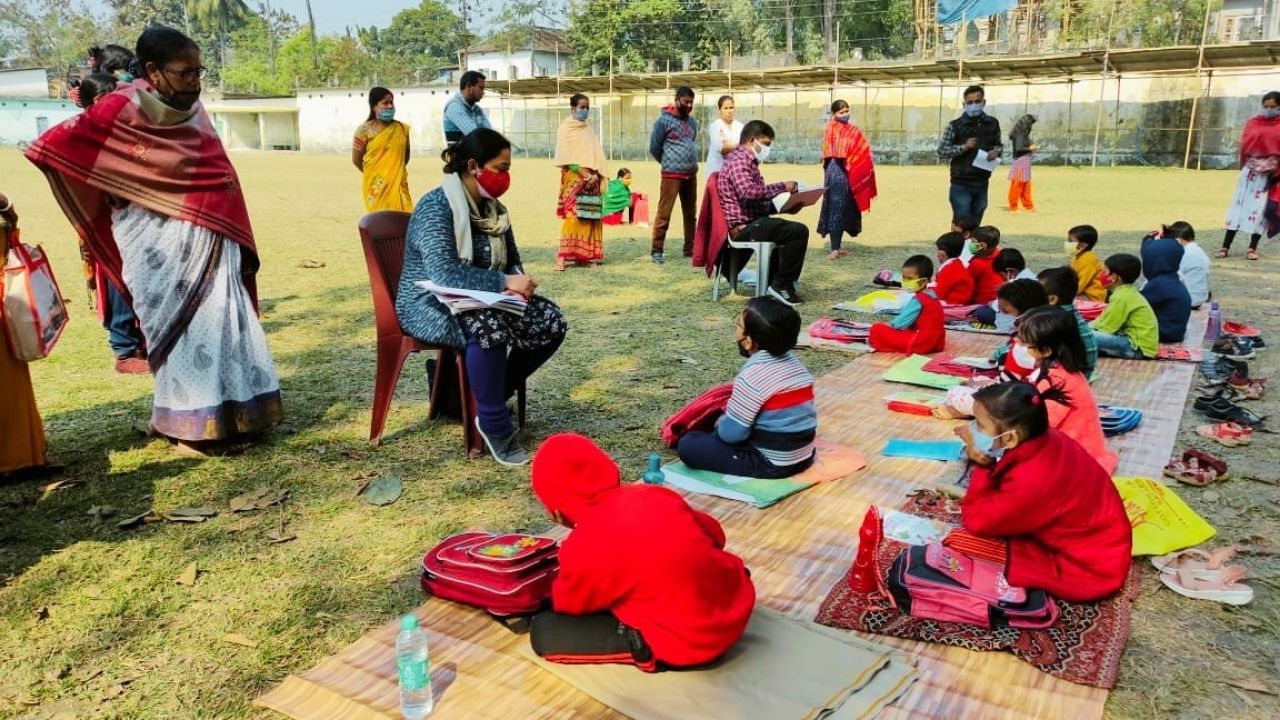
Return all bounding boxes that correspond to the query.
[650,252,665,265]
[768,284,803,306]
[474,417,530,467]
[115,355,150,374]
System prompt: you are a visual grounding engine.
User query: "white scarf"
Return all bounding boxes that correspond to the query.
[441,172,508,270]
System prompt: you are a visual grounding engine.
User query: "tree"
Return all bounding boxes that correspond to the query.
[186,0,256,67]
[0,0,105,85]
[366,0,464,76]
[569,0,703,74]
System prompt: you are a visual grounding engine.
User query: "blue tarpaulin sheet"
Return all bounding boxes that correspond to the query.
[937,0,1018,25]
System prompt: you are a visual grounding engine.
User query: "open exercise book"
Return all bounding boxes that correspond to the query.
[414,280,527,316]
[772,183,825,214]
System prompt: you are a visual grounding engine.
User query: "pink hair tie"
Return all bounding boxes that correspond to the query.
[1031,394,1041,406]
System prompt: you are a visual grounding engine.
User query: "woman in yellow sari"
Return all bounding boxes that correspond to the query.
[352,87,412,212]
[0,192,53,480]
[553,93,607,271]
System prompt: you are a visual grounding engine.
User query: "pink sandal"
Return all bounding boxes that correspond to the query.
[1196,421,1253,447]
[1151,547,1238,579]
[1158,565,1254,605]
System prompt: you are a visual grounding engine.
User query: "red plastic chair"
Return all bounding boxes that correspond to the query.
[358,211,525,455]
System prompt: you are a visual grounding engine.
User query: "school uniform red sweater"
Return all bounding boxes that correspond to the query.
[934,258,975,305]
[961,429,1132,603]
[868,289,946,354]
[968,250,1004,305]
[531,434,756,667]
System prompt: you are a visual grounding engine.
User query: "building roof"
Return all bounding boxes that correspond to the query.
[494,40,1280,96]
[470,27,571,55]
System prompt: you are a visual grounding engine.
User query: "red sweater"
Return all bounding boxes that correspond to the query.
[868,289,946,354]
[968,251,1004,305]
[961,430,1132,603]
[1038,365,1119,476]
[934,258,975,305]
[552,484,756,666]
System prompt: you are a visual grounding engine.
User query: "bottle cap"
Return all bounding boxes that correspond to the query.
[401,614,418,630]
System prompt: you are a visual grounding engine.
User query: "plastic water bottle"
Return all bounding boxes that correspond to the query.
[396,615,433,718]
[642,453,665,484]
[1205,301,1221,343]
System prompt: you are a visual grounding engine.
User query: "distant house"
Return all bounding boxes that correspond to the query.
[465,27,571,81]
[1216,0,1280,41]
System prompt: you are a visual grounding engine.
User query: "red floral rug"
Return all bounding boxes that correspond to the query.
[814,492,1140,689]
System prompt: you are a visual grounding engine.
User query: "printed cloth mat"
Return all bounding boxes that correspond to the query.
[517,607,918,720]
[660,439,867,508]
[813,492,1141,689]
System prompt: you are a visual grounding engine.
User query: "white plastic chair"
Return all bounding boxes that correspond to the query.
[711,236,776,301]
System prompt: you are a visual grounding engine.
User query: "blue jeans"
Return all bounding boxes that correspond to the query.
[1094,330,1146,359]
[104,279,144,358]
[948,183,989,223]
[676,431,812,479]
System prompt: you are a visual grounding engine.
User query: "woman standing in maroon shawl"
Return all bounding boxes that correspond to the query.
[25,26,283,454]
[817,100,877,261]
[1219,91,1280,260]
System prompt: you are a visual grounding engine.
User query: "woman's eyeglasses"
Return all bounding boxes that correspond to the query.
[162,65,207,82]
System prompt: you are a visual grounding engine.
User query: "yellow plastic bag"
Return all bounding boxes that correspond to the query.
[1113,477,1216,556]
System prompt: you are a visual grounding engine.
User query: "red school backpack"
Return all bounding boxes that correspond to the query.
[420,532,559,626]
[885,543,1060,629]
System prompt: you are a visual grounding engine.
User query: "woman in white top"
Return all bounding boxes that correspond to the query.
[705,95,744,175]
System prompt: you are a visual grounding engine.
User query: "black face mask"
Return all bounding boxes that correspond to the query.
[737,337,751,358]
[678,104,691,117]
[162,89,201,112]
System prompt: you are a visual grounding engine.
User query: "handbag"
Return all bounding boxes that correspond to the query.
[574,194,603,220]
[3,231,69,361]
[420,532,559,629]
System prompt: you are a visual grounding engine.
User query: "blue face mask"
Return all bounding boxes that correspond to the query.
[574,107,589,121]
[835,114,850,124]
[964,102,984,117]
[378,108,395,122]
[116,72,134,83]
[968,420,1010,460]
[1261,107,1280,119]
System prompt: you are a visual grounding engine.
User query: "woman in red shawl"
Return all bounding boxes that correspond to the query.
[25,26,283,454]
[816,100,877,261]
[1218,91,1280,260]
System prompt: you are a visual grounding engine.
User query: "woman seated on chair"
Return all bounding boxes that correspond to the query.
[395,128,567,467]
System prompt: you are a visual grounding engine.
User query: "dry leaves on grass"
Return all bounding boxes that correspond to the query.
[175,562,198,587]
[162,507,218,523]
[35,606,49,622]
[361,475,403,506]
[220,633,258,649]
[229,487,289,513]
[1226,678,1278,695]
[42,665,69,683]
[265,530,296,544]
[117,511,163,529]
[86,505,116,524]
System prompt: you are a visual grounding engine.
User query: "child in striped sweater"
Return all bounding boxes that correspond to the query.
[677,297,817,478]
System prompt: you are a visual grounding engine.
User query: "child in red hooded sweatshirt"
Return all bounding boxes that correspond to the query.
[529,433,756,671]
[967,226,1005,304]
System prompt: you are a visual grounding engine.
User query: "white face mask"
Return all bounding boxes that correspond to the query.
[753,141,771,163]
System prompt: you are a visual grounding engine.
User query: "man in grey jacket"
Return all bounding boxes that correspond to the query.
[648,87,699,264]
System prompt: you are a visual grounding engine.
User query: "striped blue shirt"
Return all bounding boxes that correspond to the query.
[716,350,817,468]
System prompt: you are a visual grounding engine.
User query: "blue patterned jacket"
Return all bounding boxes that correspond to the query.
[395,187,523,349]
[649,107,700,175]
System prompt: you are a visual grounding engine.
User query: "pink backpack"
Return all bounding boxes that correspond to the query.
[886,543,1059,629]
[420,532,559,624]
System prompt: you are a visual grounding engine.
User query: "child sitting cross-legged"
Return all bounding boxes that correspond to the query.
[868,255,946,354]
[1037,266,1098,379]
[1090,253,1159,359]
[1140,230,1193,343]
[677,297,817,478]
[530,433,755,671]
[955,381,1132,603]
[970,250,1041,327]
[1016,305,1117,475]
[967,226,1005,305]
[933,231,974,305]
[1066,224,1108,302]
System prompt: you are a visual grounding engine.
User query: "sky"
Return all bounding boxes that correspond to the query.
[83,1,499,36]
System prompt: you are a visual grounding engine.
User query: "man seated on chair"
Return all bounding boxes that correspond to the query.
[529,433,756,672]
[716,120,810,306]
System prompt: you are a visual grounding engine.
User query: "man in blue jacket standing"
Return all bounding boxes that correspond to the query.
[649,87,699,264]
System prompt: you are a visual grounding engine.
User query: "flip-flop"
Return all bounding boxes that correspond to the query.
[1159,566,1254,605]
[1152,547,1239,579]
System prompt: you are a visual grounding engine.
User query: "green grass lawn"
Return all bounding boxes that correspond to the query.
[1,152,1277,718]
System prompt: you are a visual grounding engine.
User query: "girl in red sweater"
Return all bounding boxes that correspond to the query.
[956,382,1132,603]
[1017,306,1119,475]
[528,433,756,671]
